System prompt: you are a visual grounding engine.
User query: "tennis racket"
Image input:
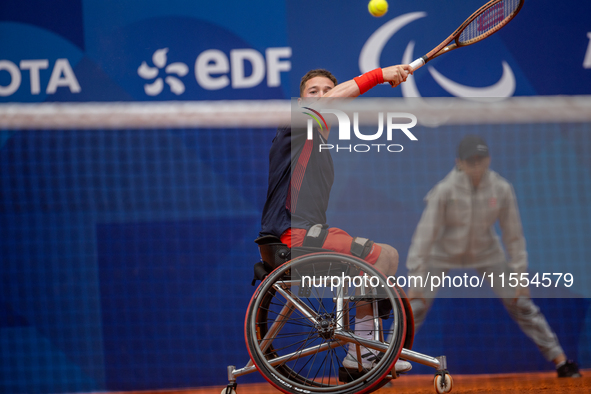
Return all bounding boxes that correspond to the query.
[409,0,524,71]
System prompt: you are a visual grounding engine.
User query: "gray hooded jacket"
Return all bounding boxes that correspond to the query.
[406,167,528,276]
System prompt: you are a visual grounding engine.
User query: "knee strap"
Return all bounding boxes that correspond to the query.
[350,237,374,259]
[302,224,329,248]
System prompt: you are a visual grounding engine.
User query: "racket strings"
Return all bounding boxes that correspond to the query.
[458,0,522,45]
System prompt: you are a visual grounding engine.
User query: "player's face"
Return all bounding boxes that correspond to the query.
[301,77,335,98]
[456,156,491,186]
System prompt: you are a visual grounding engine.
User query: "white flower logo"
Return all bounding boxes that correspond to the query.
[138,48,189,96]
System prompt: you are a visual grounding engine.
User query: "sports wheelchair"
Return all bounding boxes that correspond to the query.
[224,236,453,394]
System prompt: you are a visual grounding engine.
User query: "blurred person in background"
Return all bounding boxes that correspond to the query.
[405,134,581,378]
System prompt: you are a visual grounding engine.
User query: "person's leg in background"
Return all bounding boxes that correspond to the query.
[477,265,581,378]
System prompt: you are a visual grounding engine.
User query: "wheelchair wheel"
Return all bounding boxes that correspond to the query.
[245,252,406,394]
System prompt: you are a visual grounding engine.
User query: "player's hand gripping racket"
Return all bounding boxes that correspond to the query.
[409,0,524,72]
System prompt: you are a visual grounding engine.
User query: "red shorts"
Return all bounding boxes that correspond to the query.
[280,227,382,266]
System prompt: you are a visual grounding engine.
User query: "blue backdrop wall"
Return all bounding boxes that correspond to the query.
[2,125,590,392]
[1,0,591,392]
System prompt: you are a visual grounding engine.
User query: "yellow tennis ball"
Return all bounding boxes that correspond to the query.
[368,0,388,17]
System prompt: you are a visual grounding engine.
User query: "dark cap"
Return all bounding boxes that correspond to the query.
[457,135,489,160]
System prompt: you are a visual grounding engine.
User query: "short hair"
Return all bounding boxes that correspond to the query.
[299,69,338,97]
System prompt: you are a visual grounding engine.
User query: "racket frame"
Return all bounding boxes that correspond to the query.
[410,0,524,71]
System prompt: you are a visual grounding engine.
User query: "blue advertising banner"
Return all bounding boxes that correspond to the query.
[1,2,591,393]
[0,0,590,102]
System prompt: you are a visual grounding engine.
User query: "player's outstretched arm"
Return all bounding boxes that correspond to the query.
[324,64,413,98]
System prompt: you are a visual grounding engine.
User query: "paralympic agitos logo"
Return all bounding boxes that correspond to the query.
[360,12,516,99]
[302,107,417,153]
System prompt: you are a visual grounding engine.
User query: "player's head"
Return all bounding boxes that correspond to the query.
[299,69,337,98]
[456,134,491,186]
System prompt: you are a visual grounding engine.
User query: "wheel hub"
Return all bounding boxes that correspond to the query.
[315,313,336,339]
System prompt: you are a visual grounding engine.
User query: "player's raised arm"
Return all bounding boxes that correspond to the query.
[324,64,413,98]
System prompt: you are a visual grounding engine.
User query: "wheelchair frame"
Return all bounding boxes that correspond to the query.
[224,247,453,394]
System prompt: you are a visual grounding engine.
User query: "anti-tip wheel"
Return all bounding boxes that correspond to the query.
[220,388,237,394]
[434,373,453,393]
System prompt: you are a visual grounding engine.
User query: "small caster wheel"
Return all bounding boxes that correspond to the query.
[221,384,237,394]
[434,373,453,393]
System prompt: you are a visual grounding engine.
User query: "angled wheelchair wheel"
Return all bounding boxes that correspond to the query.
[245,252,406,394]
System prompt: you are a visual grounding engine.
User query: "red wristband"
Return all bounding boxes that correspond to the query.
[353,68,384,95]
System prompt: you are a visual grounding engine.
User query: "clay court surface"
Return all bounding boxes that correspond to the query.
[109,370,591,394]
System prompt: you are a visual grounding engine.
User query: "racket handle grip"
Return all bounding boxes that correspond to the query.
[409,57,426,71]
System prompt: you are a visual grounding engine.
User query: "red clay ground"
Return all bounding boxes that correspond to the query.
[111,370,591,394]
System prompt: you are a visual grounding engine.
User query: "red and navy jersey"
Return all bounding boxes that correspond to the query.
[259,125,334,238]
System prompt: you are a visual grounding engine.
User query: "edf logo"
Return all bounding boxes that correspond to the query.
[138,47,291,95]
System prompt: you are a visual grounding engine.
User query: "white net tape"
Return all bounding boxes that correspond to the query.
[1,96,591,129]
